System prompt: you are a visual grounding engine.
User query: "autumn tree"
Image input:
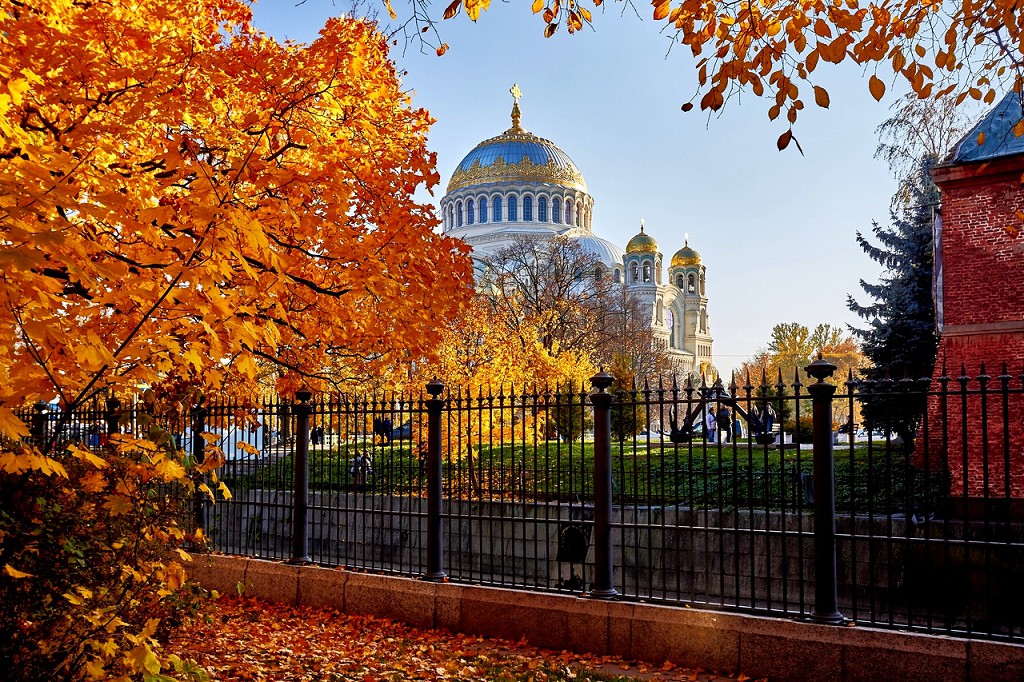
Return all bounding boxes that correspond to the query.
[414,295,594,490]
[483,235,667,376]
[483,235,611,356]
[738,322,867,427]
[593,283,671,384]
[874,93,979,208]
[0,1,471,679]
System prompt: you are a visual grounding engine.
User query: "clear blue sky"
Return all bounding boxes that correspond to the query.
[251,0,907,376]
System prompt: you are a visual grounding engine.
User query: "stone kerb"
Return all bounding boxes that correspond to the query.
[187,555,1024,682]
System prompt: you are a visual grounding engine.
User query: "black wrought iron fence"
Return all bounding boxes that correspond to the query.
[13,360,1024,642]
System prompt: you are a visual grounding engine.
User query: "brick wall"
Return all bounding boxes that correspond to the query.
[929,157,1024,502]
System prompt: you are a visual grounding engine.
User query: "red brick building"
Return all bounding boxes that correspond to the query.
[929,93,1024,504]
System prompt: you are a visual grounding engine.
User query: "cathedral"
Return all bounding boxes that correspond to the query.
[439,88,714,378]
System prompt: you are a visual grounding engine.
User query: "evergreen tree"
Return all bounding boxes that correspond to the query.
[847,159,940,445]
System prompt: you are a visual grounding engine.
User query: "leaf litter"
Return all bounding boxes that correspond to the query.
[165,596,758,681]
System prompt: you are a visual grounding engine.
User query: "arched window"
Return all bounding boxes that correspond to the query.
[493,196,502,222]
[467,199,475,225]
[479,197,487,224]
[538,196,548,222]
[631,263,639,283]
[457,201,463,227]
[508,195,518,222]
[613,269,621,284]
[595,267,603,281]
[687,274,696,293]
[523,195,533,222]
[575,203,582,227]
[553,199,561,224]
[643,263,652,283]
[448,205,454,230]
[565,199,572,226]
[676,274,684,288]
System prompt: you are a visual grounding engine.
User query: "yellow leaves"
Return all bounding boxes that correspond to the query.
[1013,119,1024,138]
[532,0,544,12]
[64,585,94,605]
[383,0,397,19]
[103,494,134,516]
[236,440,260,456]
[126,644,161,676]
[152,454,187,481]
[84,656,107,680]
[198,482,215,500]
[443,0,460,19]
[4,563,34,579]
[0,449,69,477]
[69,443,109,469]
[653,0,671,21]
[0,407,29,439]
[977,132,986,145]
[218,480,234,500]
[869,74,885,101]
[464,0,491,21]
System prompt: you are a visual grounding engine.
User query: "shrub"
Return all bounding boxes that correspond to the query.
[0,415,213,681]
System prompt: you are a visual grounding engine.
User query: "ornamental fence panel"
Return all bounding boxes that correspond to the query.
[13,361,1024,642]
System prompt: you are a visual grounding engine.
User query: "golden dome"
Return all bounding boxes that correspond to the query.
[671,241,701,268]
[626,222,658,254]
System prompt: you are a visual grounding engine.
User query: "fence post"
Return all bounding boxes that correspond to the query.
[30,400,48,447]
[424,379,447,581]
[105,397,121,438]
[589,370,618,599]
[805,355,844,625]
[289,388,313,565]
[190,397,207,533]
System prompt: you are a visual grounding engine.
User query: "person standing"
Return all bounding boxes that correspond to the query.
[717,405,731,443]
[705,409,717,443]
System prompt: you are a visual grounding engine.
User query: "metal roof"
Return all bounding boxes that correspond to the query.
[949,91,1024,164]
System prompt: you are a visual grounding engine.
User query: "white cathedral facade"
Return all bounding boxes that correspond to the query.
[439,91,714,378]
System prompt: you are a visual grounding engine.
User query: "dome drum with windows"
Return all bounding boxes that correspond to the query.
[441,85,714,377]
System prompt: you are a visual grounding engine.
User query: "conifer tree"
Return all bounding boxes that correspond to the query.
[847,159,940,445]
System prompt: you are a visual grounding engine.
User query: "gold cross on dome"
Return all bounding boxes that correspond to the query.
[510,83,522,104]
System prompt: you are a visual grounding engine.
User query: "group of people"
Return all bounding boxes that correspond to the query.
[704,402,778,443]
[705,405,740,443]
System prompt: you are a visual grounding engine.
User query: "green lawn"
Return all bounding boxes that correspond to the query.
[220,437,948,515]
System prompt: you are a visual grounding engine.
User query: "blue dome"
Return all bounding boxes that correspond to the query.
[447,129,587,193]
[457,139,577,174]
[563,228,624,268]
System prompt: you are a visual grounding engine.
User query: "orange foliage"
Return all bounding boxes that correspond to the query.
[0,0,472,435]
[0,2,471,678]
